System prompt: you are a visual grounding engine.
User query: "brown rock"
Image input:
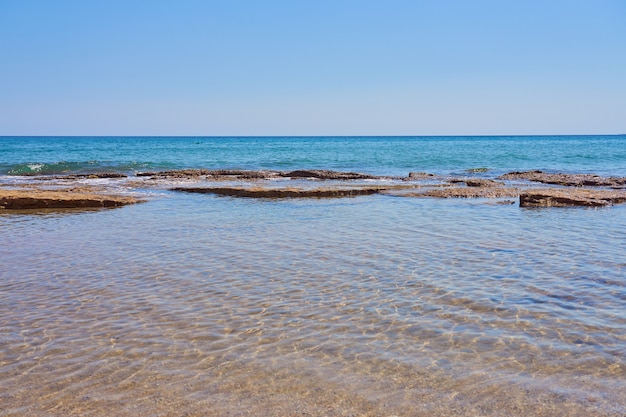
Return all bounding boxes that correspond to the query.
[465,179,502,187]
[0,189,142,210]
[407,172,435,180]
[447,178,502,187]
[171,186,383,198]
[520,193,609,207]
[416,187,521,199]
[499,171,626,187]
[280,170,381,180]
[137,169,383,181]
[59,172,128,179]
[209,170,277,179]
[136,169,210,178]
[519,189,626,207]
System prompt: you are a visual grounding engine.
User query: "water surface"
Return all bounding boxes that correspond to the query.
[1,136,625,416]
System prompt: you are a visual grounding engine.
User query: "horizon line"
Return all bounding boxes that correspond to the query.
[2,133,625,138]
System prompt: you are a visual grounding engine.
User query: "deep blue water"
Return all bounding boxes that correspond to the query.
[2,135,625,177]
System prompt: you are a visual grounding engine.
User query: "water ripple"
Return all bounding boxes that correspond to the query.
[1,195,624,415]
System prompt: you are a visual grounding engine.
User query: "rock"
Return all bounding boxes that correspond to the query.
[203,170,278,179]
[395,184,626,206]
[416,187,521,199]
[519,189,626,207]
[447,178,502,187]
[0,189,143,210]
[465,179,502,187]
[67,172,128,179]
[280,170,381,180]
[407,172,435,180]
[137,169,382,181]
[520,193,610,207]
[171,186,384,198]
[41,173,128,180]
[499,171,626,187]
[137,169,209,178]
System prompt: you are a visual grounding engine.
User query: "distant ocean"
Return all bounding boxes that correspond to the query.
[2,135,626,177]
[1,135,625,416]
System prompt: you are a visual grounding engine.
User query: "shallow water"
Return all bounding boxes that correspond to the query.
[1,190,625,416]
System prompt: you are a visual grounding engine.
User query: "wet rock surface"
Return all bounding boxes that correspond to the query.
[409,187,522,199]
[154,169,626,206]
[4,169,626,210]
[172,186,384,199]
[407,171,436,180]
[137,169,389,181]
[448,178,503,187]
[0,189,143,210]
[519,190,626,208]
[499,171,626,188]
[136,169,280,180]
[279,170,384,180]
[61,172,128,179]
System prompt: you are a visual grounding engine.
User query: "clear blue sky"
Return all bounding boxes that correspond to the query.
[1,0,625,136]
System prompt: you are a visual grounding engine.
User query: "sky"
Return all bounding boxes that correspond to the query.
[0,0,625,136]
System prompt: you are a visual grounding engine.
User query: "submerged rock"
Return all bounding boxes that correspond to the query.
[447,178,503,187]
[465,179,502,187]
[407,172,435,180]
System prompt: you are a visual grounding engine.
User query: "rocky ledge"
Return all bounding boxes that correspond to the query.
[172,186,385,199]
[166,169,626,207]
[499,170,626,188]
[170,184,626,207]
[4,169,625,209]
[519,189,626,208]
[0,189,143,210]
[137,169,389,181]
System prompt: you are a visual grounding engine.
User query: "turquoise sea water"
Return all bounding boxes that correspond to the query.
[1,136,625,416]
[2,135,626,177]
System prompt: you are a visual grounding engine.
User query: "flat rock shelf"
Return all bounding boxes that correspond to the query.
[0,189,143,210]
[2,170,626,210]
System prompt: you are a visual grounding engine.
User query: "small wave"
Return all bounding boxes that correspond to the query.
[3,161,159,176]
[4,163,46,175]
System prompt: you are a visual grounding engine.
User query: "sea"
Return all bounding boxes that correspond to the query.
[1,135,625,416]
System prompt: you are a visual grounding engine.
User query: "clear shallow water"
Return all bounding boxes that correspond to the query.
[1,136,626,416]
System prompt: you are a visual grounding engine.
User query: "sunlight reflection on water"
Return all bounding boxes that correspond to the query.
[1,194,625,416]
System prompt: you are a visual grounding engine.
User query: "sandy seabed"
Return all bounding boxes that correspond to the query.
[4,354,623,417]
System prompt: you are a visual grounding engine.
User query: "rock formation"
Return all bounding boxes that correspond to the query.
[171,186,384,199]
[0,189,143,210]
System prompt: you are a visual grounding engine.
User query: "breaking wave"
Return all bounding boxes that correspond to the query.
[2,161,163,176]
